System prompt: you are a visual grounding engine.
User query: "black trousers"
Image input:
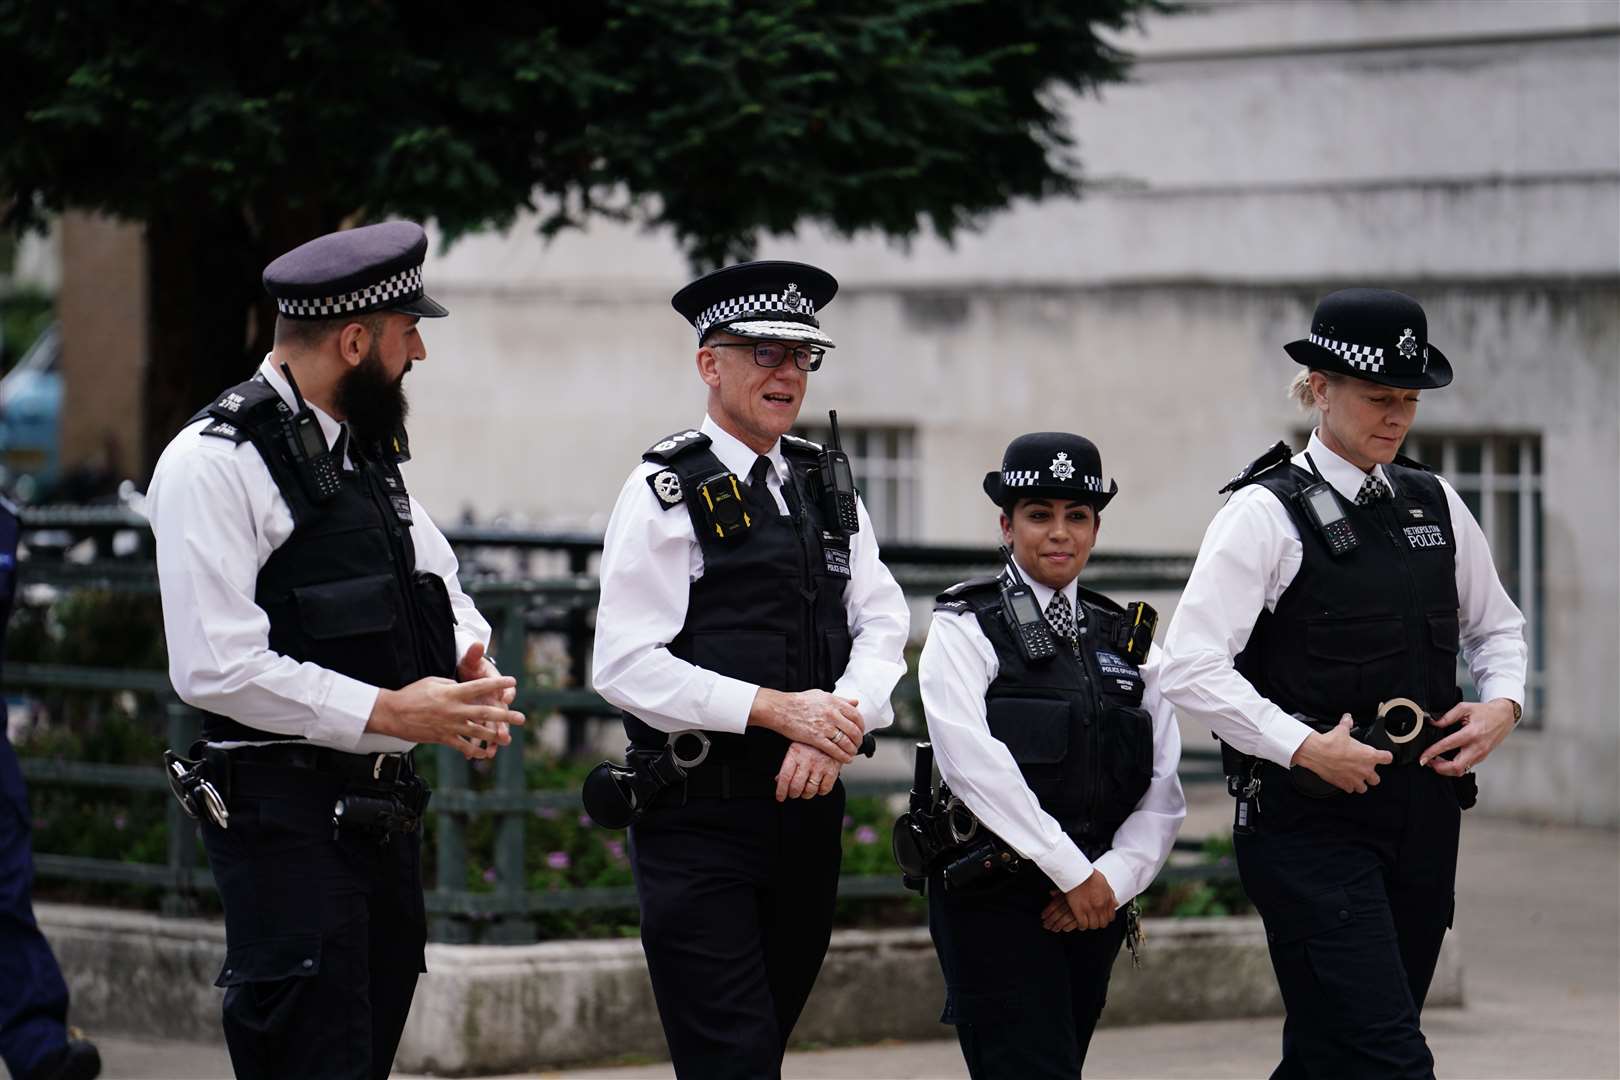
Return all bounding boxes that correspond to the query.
[201,764,427,1080]
[629,782,846,1080]
[1236,763,1462,1080]
[929,869,1127,1079]
[0,731,71,1079]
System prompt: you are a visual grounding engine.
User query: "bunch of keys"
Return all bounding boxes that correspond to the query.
[163,750,230,829]
[1124,899,1145,969]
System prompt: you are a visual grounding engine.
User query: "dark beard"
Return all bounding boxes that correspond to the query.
[334,346,409,450]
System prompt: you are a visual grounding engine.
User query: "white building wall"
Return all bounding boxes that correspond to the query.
[402,0,1619,823]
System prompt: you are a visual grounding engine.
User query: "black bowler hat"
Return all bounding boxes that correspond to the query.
[263,221,449,321]
[1284,288,1452,389]
[983,432,1117,511]
[671,260,838,348]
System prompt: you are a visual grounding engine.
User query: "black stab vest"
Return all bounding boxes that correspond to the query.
[189,375,458,743]
[935,577,1155,858]
[624,431,853,773]
[1234,460,1463,725]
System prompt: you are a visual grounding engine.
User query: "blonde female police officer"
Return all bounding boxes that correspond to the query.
[1161,288,1527,1079]
[919,432,1185,1078]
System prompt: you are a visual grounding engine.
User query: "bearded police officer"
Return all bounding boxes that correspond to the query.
[590,260,909,1078]
[914,433,1185,1078]
[1161,289,1527,1079]
[145,222,525,1080]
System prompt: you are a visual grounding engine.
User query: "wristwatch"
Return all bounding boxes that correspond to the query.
[1509,699,1523,726]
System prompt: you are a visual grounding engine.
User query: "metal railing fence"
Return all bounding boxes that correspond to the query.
[9,516,1229,943]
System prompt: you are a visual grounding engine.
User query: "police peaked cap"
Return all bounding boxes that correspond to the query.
[672,260,838,348]
[983,432,1117,511]
[1285,288,1452,390]
[263,221,449,321]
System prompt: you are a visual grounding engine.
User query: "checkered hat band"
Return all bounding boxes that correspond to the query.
[1004,471,1105,490]
[1309,333,1385,372]
[276,265,424,318]
[695,291,816,338]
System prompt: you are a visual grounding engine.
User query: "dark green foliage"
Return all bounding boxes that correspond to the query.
[1,1,1153,263]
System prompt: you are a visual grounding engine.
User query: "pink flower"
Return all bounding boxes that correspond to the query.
[482,867,497,884]
[855,825,879,845]
[546,851,571,871]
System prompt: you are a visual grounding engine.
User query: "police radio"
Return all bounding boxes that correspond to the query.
[998,546,1060,662]
[279,363,343,502]
[1295,453,1359,557]
[815,410,861,536]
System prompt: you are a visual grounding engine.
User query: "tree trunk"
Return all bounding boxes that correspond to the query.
[140,200,343,482]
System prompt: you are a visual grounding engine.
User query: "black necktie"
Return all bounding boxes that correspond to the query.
[748,455,774,510]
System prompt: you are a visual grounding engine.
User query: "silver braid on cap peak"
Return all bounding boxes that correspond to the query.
[276,266,424,318]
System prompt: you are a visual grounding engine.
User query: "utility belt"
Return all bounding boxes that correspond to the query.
[1222,697,1477,826]
[163,742,431,842]
[581,729,877,829]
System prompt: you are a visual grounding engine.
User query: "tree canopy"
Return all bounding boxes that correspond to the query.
[0,0,1157,474]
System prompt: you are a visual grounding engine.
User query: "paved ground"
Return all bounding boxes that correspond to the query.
[18,798,1618,1080]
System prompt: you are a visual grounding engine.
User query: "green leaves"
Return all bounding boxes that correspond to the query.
[1,0,1153,261]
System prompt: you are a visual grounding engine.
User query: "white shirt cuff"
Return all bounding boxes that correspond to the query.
[1262,712,1315,768]
[705,674,760,735]
[455,628,486,672]
[1476,679,1526,714]
[1033,834,1093,894]
[315,676,381,749]
[1091,851,1134,909]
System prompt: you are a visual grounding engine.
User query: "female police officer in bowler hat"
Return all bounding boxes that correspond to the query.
[1161,288,1527,1078]
[918,432,1185,1078]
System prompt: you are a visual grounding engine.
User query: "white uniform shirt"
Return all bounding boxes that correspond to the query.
[145,358,491,752]
[1161,429,1528,767]
[918,573,1186,903]
[591,415,910,736]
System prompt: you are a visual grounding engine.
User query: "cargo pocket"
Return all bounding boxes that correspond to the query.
[1305,616,1405,707]
[411,571,458,679]
[216,934,322,1035]
[691,630,789,689]
[821,628,853,689]
[1099,705,1154,813]
[1426,611,1463,714]
[987,697,1070,805]
[1262,885,1410,1025]
[292,574,406,687]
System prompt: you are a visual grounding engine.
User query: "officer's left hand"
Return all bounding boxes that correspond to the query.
[1421,698,1518,776]
[457,642,517,742]
[775,743,841,802]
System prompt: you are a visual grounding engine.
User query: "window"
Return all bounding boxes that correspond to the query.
[1404,434,1546,727]
[794,423,920,541]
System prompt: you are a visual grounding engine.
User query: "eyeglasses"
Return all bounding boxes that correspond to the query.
[709,341,825,372]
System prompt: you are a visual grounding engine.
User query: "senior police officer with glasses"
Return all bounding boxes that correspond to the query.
[1160,289,1527,1079]
[591,260,909,1078]
[917,433,1185,1078]
[145,222,525,1080]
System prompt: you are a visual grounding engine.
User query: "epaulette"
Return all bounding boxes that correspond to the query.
[933,574,1001,613]
[196,375,287,443]
[642,429,710,464]
[199,418,251,444]
[646,467,685,511]
[780,433,823,460]
[1391,451,1433,473]
[1219,440,1292,494]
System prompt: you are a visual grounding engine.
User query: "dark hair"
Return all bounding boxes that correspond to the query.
[273,312,386,350]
